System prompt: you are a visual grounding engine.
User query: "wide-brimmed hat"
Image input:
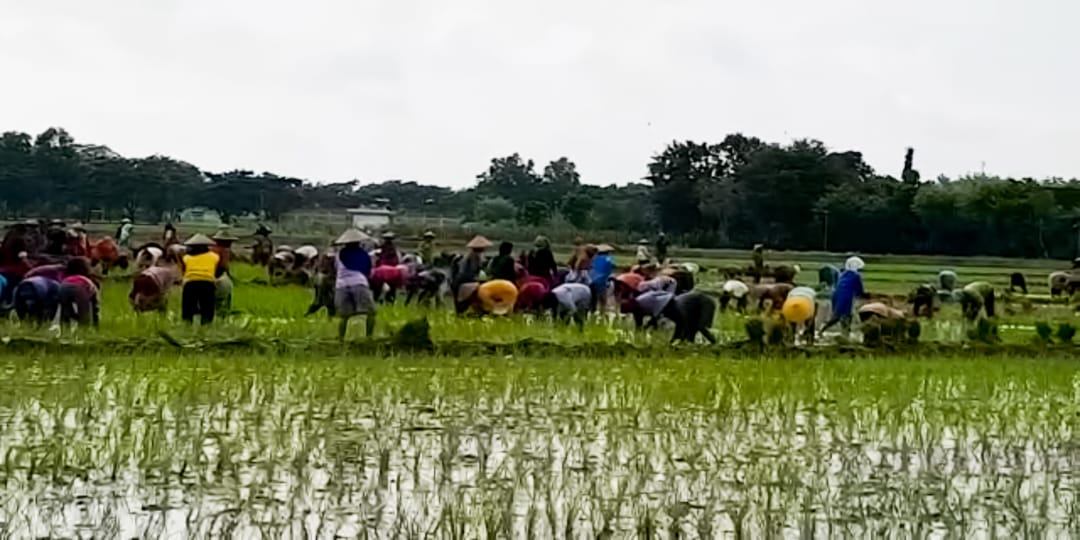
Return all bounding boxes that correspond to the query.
[184,233,214,246]
[423,230,436,238]
[211,228,239,242]
[466,235,493,249]
[596,244,615,253]
[333,229,371,245]
[71,222,87,232]
[121,218,132,224]
[533,235,551,249]
[637,238,649,245]
[381,231,396,239]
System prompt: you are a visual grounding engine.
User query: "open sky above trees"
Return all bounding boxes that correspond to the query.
[4,0,1080,186]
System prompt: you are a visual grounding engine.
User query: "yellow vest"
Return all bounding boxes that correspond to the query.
[183,252,219,282]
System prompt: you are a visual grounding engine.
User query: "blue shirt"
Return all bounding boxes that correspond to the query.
[589,254,615,285]
[832,270,864,316]
[338,246,371,277]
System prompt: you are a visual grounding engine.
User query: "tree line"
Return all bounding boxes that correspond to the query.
[1,126,1079,258]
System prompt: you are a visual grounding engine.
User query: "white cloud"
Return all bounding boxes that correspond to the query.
[2,0,1079,187]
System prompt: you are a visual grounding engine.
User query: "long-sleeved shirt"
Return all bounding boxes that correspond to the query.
[589,254,615,286]
[831,270,864,316]
[488,255,517,282]
[527,249,557,281]
[336,248,372,289]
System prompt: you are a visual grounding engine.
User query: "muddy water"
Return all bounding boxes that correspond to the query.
[1,361,1079,539]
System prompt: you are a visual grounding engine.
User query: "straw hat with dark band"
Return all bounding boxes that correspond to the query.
[466,235,493,249]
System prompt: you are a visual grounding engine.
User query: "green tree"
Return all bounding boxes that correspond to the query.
[646,141,724,236]
[473,196,517,224]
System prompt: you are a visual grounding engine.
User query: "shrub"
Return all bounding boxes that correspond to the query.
[1056,323,1076,344]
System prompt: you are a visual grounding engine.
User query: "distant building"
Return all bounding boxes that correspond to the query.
[73,144,123,160]
[347,207,394,230]
[178,206,223,224]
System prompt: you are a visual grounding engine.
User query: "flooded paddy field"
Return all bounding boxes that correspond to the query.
[2,352,1080,538]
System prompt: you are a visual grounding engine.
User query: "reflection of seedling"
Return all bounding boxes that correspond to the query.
[394,318,434,350]
[906,320,921,344]
[1056,323,1076,344]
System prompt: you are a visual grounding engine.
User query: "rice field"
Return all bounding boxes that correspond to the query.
[3,260,1080,538]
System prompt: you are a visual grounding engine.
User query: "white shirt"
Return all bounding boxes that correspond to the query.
[722,280,750,298]
[552,283,592,314]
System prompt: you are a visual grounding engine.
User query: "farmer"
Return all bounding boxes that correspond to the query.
[475,279,518,315]
[180,234,220,324]
[305,253,337,316]
[751,244,765,283]
[818,264,840,289]
[69,223,91,258]
[370,264,406,303]
[1009,272,1028,294]
[1049,271,1069,298]
[210,228,239,273]
[782,286,818,345]
[418,231,436,264]
[566,244,595,285]
[955,281,995,321]
[527,236,558,285]
[857,302,907,323]
[820,256,866,334]
[623,287,676,330]
[567,236,586,269]
[589,244,615,311]
[543,282,592,330]
[515,277,549,313]
[25,263,65,282]
[375,232,400,267]
[719,279,751,312]
[612,273,645,302]
[130,264,181,312]
[116,218,133,252]
[14,275,59,324]
[488,241,518,282]
[752,282,794,312]
[655,233,670,264]
[772,264,800,284]
[252,224,273,267]
[162,223,178,247]
[57,257,99,328]
[910,284,938,318]
[333,229,377,339]
[639,275,677,294]
[451,236,490,312]
[89,237,126,275]
[635,239,652,265]
[404,268,446,307]
[938,270,958,292]
[662,291,718,344]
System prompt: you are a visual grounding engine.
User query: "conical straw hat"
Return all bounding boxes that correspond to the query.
[466,235,493,249]
[184,233,214,246]
[334,229,371,245]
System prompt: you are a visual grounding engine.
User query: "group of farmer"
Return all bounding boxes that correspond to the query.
[0,218,1028,343]
[0,219,242,330]
[293,230,716,342]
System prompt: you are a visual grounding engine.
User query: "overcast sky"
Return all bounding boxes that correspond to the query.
[3,0,1079,187]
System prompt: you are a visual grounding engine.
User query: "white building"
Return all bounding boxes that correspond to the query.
[347,207,394,230]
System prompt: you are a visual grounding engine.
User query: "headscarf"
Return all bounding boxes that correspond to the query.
[844,256,865,272]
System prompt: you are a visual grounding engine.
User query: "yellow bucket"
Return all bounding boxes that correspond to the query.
[478,280,519,315]
[781,296,815,324]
